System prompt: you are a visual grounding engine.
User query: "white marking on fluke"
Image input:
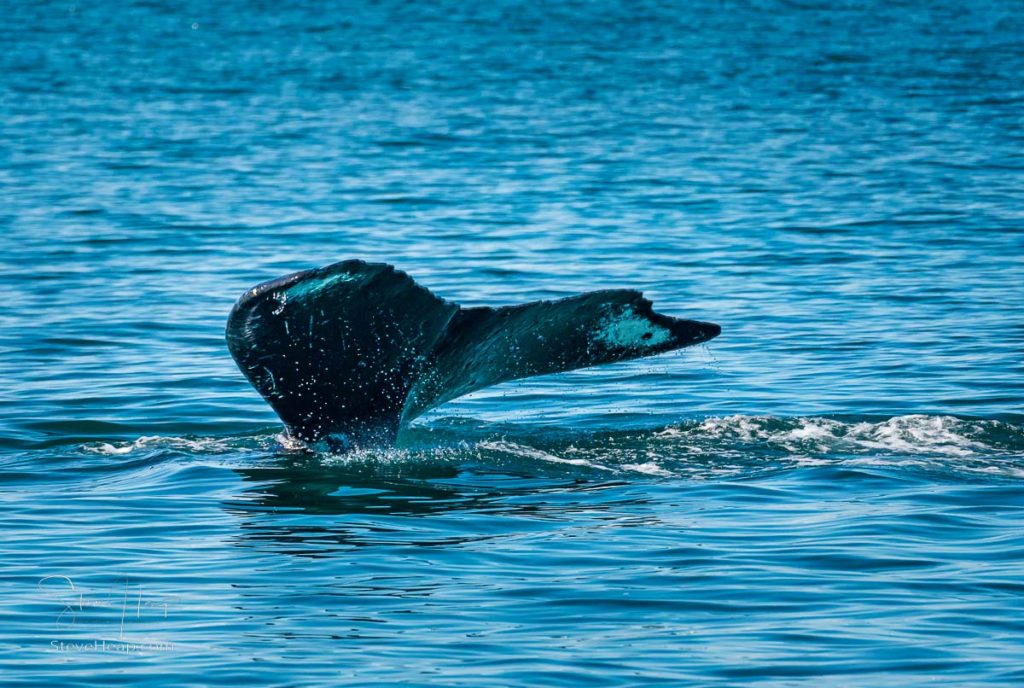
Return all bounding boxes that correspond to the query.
[594,307,671,348]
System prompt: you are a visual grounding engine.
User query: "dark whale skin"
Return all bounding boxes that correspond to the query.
[226,260,720,450]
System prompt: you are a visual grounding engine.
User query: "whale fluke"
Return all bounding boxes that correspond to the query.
[226,260,720,450]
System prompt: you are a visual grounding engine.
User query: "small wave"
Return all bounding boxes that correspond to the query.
[478,440,615,472]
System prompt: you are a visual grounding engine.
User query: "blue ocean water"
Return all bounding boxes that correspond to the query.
[2,0,1024,684]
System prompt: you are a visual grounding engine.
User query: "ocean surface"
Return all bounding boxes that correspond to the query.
[3,0,1024,684]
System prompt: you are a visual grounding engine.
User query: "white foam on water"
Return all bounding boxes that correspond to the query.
[658,414,1009,458]
[74,415,1021,481]
[83,435,245,456]
[621,461,676,477]
[844,415,990,457]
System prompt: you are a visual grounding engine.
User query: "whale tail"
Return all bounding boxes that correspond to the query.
[226,260,720,450]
